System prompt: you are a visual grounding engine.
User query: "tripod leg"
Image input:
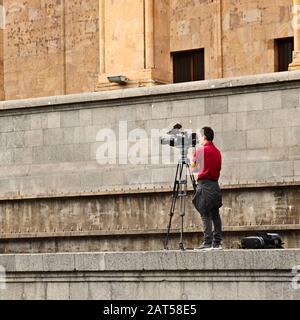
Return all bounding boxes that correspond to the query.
[178,164,187,250]
[187,163,197,192]
[164,162,181,249]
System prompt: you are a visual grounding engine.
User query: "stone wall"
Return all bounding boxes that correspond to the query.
[0,0,295,100]
[170,0,293,78]
[0,250,300,299]
[0,71,299,252]
[0,0,4,100]
[1,71,299,198]
[3,0,99,100]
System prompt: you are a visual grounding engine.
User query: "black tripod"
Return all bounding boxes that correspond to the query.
[164,146,197,250]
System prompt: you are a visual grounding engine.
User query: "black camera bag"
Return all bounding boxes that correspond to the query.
[241,233,284,249]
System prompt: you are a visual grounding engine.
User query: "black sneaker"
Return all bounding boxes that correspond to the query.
[194,243,212,251]
[212,243,223,250]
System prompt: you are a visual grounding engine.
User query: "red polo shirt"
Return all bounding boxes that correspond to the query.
[192,141,222,181]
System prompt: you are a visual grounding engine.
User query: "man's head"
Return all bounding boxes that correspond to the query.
[200,127,214,145]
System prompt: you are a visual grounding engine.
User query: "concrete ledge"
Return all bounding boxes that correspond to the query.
[1,71,300,111]
[0,178,299,201]
[0,250,300,299]
[0,224,299,240]
[0,249,298,272]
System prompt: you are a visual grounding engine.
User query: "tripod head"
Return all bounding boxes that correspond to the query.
[160,123,198,151]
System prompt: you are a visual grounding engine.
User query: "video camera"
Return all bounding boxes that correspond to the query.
[160,123,198,149]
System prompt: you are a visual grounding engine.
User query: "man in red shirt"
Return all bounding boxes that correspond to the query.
[191,127,223,250]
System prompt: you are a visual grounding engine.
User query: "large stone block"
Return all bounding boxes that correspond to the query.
[22,282,46,300]
[237,110,272,131]
[69,283,89,300]
[43,128,64,146]
[15,254,43,272]
[220,131,247,151]
[124,168,153,185]
[228,93,263,113]
[88,283,112,300]
[43,253,75,272]
[0,116,13,132]
[0,149,14,165]
[102,168,125,186]
[0,254,16,271]
[281,88,300,109]
[262,90,282,110]
[74,253,106,271]
[46,282,70,300]
[5,131,25,148]
[239,161,271,180]
[188,98,205,116]
[80,171,103,190]
[209,114,223,132]
[0,283,24,300]
[13,147,32,164]
[47,112,61,129]
[152,101,172,119]
[61,111,80,128]
[79,109,92,126]
[24,130,43,147]
[12,115,31,131]
[30,113,48,130]
[135,103,153,121]
[273,108,300,128]
[246,129,271,149]
[294,161,300,176]
[222,113,237,132]
[205,96,228,115]
[105,252,144,271]
[172,100,192,117]
[92,108,117,126]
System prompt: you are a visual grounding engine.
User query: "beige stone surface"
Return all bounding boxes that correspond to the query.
[170,0,293,79]
[289,0,300,70]
[2,0,99,100]
[96,0,171,90]
[0,250,300,299]
[0,0,296,100]
[0,0,3,100]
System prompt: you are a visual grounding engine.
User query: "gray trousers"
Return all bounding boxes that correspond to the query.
[200,207,222,245]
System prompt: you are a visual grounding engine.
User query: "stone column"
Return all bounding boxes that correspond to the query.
[99,0,105,75]
[96,0,171,91]
[289,0,300,70]
[144,0,154,69]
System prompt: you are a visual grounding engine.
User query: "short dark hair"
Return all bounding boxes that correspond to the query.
[201,127,214,141]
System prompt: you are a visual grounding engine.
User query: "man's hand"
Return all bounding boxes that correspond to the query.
[191,161,196,169]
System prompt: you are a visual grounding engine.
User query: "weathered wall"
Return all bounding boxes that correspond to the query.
[170,0,293,78]
[0,0,295,100]
[0,250,300,300]
[0,0,4,100]
[0,72,299,198]
[0,71,299,252]
[3,0,99,100]
[0,186,299,253]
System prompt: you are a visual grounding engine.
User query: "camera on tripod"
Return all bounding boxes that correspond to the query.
[161,124,198,250]
[160,123,198,149]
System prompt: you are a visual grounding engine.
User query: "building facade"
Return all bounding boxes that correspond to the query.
[0,0,299,101]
